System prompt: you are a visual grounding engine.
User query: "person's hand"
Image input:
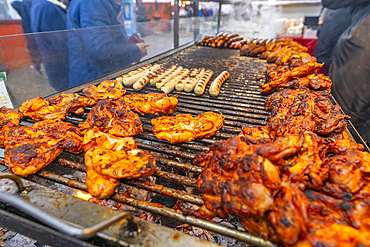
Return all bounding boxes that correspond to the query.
[136,43,150,58]
[318,20,324,25]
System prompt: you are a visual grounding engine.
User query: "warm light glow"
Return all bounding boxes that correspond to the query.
[171,1,174,5]
[199,5,202,10]
[75,190,92,201]
[182,3,185,7]
[185,1,190,5]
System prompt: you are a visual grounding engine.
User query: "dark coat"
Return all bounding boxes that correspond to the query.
[313,8,351,66]
[66,0,141,88]
[30,0,69,91]
[11,0,33,33]
[323,0,370,141]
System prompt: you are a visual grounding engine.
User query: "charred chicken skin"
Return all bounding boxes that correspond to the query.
[79,99,143,137]
[83,80,126,100]
[265,89,348,137]
[82,128,137,152]
[192,121,370,246]
[151,112,224,143]
[122,93,178,115]
[0,107,21,148]
[19,94,96,121]
[82,128,155,199]
[85,148,156,180]
[4,120,83,177]
[261,56,324,95]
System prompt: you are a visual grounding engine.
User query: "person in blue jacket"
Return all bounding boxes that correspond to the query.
[67,0,150,88]
[30,0,69,91]
[11,0,42,74]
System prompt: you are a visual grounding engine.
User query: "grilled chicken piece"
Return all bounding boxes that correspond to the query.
[85,148,156,179]
[122,93,178,115]
[265,89,348,137]
[262,55,325,95]
[47,93,96,115]
[302,190,370,246]
[19,97,66,121]
[0,107,21,148]
[82,128,137,152]
[79,99,142,137]
[4,120,83,176]
[83,80,126,100]
[238,126,272,145]
[294,221,370,247]
[261,65,291,95]
[151,112,224,143]
[190,135,281,219]
[290,61,323,78]
[19,94,96,121]
[222,153,281,216]
[278,73,332,91]
[83,128,138,200]
[267,184,310,246]
[85,167,120,200]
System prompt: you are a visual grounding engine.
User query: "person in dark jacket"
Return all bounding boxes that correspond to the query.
[322,0,370,142]
[66,0,150,88]
[313,8,351,71]
[11,0,43,74]
[30,0,69,91]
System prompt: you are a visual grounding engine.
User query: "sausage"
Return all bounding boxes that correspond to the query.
[230,36,243,43]
[259,51,271,60]
[248,46,267,57]
[121,63,160,86]
[189,68,198,78]
[175,76,191,92]
[133,67,165,90]
[194,70,213,95]
[270,43,282,52]
[209,71,229,97]
[156,66,183,89]
[240,43,257,56]
[117,64,153,84]
[265,41,276,52]
[161,69,190,94]
[184,68,205,92]
[150,65,177,85]
[225,34,239,40]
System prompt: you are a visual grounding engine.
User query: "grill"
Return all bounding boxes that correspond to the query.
[1,44,369,247]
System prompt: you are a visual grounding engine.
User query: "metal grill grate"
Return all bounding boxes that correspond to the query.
[12,45,369,247]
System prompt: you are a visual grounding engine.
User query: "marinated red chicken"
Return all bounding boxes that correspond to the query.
[83,80,126,100]
[151,112,224,143]
[122,93,178,115]
[19,94,96,121]
[4,120,83,177]
[79,99,142,137]
[0,107,21,148]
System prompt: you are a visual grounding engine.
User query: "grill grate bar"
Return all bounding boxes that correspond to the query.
[177,98,268,112]
[137,133,210,152]
[35,170,276,247]
[124,179,204,205]
[57,158,197,187]
[137,142,196,160]
[125,87,267,103]
[57,158,202,204]
[177,102,269,117]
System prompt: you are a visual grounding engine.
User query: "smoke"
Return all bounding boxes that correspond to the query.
[221,1,282,39]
